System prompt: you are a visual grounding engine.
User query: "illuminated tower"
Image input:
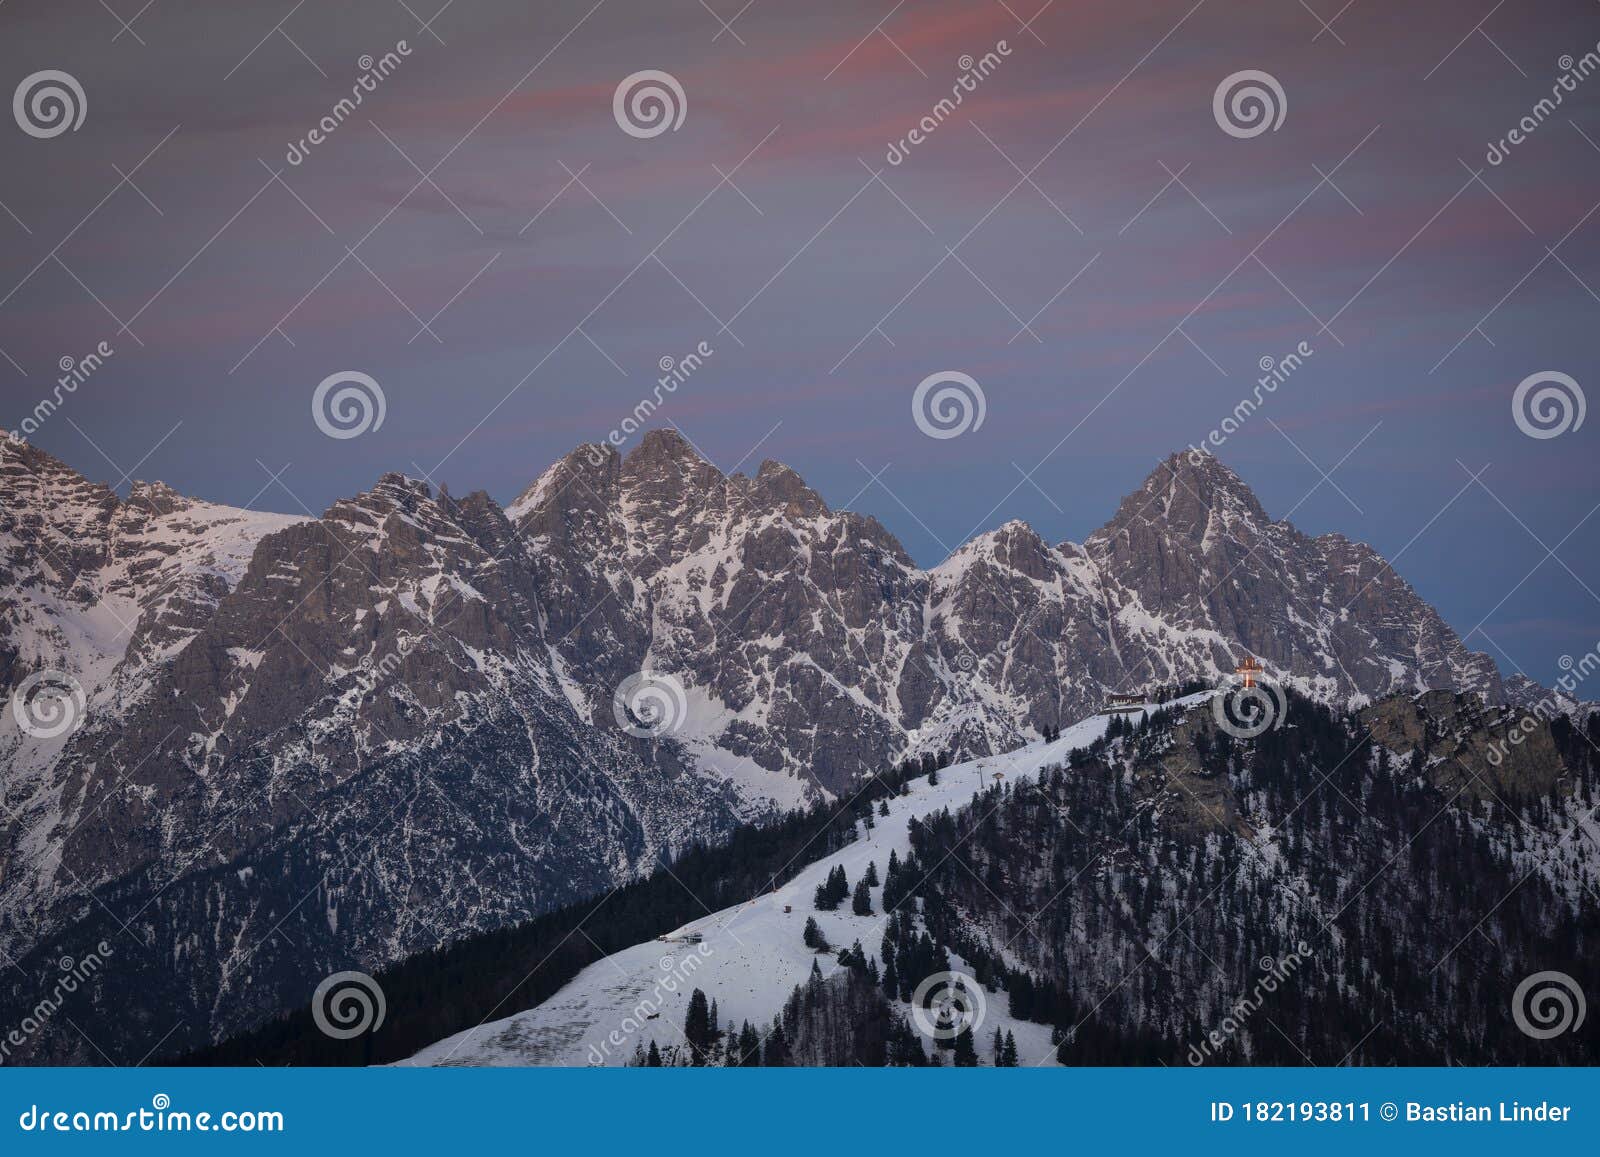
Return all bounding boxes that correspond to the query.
[1234,655,1263,689]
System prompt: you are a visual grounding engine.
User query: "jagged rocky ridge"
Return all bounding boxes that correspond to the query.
[508,429,1522,787]
[0,432,1568,1062]
[0,446,750,1063]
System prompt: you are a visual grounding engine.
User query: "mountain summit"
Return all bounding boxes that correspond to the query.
[0,435,1534,1062]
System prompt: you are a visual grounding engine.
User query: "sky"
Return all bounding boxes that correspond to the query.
[1,0,1598,687]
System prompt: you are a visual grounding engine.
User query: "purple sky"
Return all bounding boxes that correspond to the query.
[2,0,1598,686]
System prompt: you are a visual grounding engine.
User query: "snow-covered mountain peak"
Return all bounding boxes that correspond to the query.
[1095,451,1271,549]
[940,518,1057,580]
[345,471,433,511]
[746,458,829,519]
[619,427,720,494]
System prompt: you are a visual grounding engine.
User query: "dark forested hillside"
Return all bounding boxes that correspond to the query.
[896,691,1600,1065]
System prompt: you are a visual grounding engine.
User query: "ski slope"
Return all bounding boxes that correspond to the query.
[402,693,1214,1067]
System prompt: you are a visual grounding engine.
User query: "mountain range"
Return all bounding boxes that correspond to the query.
[0,430,1569,1062]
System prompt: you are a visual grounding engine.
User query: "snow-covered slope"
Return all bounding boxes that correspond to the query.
[401,694,1215,1068]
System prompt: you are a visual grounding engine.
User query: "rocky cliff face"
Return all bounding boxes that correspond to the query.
[509,437,1513,792]
[1078,453,1505,705]
[0,433,1561,1062]
[0,446,754,1062]
[1,443,306,755]
[1,441,306,913]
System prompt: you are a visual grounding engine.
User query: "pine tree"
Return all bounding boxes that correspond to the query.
[928,766,940,786]
[878,799,890,817]
[762,1018,790,1066]
[864,860,880,887]
[684,988,712,1065]
[814,864,850,910]
[803,915,829,951]
[851,875,873,915]
[992,1027,1005,1064]
[646,1040,662,1067]
[887,1015,929,1067]
[735,1021,760,1067]
[1000,1031,1019,1067]
[953,1025,978,1066]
